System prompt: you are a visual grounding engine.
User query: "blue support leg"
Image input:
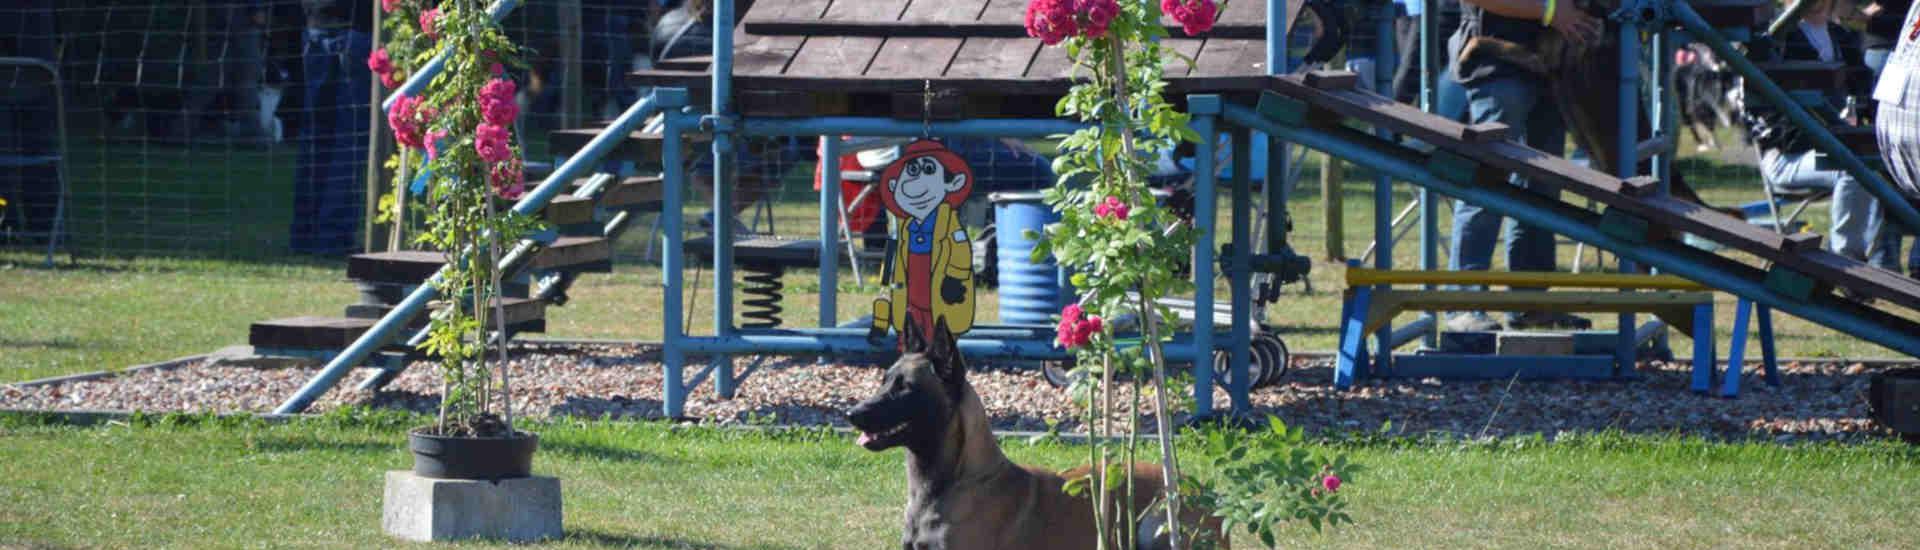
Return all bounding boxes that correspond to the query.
[661,97,693,418]
[1758,304,1781,387]
[1336,286,1373,390]
[1691,302,1714,394]
[1229,127,1254,414]
[1189,95,1221,417]
[819,136,840,328]
[1721,298,1753,398]
[710,0,738,400]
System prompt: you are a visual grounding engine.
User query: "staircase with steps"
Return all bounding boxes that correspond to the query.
[247,121,687,380]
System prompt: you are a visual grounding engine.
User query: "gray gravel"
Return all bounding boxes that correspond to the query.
[0,343,1897,441]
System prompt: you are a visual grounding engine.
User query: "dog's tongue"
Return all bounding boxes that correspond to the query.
[856,431,873,446]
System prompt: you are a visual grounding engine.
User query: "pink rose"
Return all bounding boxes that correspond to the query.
[491,62,505,76]
[387,95,425,149]
[1322,474,1341,493]
[478,78,519,126]
[1162,0,1215,36]
[420,8,442,40]
[1097,196,1130,220]
[1079,0,1119,38]
[425,129,449,160]
[382,0,403,13]
[368,48,400,88]
[490,157,526,200]
[1025,0,1078,45]
[474,123,513,163]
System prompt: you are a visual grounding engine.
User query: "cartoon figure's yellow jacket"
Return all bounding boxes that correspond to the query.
[871,140,976,344]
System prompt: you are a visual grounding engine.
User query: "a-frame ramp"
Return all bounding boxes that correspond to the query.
[1220,72,1920,358]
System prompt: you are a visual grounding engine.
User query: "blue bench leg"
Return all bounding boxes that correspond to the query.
[1758,304,1781,387]
[1719,299,1752,398]
[1690,302,1714,394]
[1335,288,1371,390]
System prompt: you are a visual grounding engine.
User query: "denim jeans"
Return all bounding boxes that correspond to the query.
[1760,148,1880,261]
[294,28,372,255]
[1449,74,1565,279]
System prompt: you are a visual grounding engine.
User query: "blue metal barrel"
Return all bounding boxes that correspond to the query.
[991,191,1066,325]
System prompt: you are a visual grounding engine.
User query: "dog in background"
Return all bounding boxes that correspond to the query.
[1673,44,1746,152]
[846,320,1220,549]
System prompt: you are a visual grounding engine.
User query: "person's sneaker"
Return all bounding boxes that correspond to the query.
[1445,312,1501,332]
[1507,311,1593,330]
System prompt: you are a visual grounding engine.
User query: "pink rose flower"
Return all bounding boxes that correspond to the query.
[387,95,425,149]
[1162,0,1216,36]
[474,123,513,163]
[490,157,525,200]
[1322,474,1341,493]
[425,129,449,160]
[382,0,403,13]
[368,48,399,88]
[1025,0,1078,45]
[479,78,519,126]
[1097,196,1130,220]
[419,8,442,40]
[1080,0,1120,38]
[491,62,505,76]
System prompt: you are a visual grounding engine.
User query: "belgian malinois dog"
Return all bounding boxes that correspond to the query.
[846,320,1217,549]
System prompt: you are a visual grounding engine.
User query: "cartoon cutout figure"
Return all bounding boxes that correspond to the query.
[870,140,976,346]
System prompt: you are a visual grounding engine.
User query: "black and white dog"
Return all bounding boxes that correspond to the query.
[1673,44,1746,152]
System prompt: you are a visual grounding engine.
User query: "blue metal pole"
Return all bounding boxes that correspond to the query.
[1614,16,1642,375]
[1229,127,1253,414]
[1372,6,1397,370]
[1418,0,1439,349]
[661,94,693,418]
[274,92,664,414]
[380,0,519,111]
[1220,103,1920,357]
[1189,95,1222,418]
[741,117,1087,138]
[1652,27,1675,195]
[1672,1,1920,235]
[710,0,738,399]
[820,136,841,328]
[1264,0,1291,255]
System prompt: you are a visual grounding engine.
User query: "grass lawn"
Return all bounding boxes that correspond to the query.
[0,411,1915,549]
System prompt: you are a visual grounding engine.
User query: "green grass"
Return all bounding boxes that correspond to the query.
[0,412,1915,549]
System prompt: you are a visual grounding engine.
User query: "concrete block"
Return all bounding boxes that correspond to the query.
[1437,331,1496,354]
[1495,332,1574,356]
[382,471,562,543]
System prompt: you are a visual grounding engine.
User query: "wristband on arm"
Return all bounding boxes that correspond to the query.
[1543,0,1557,27]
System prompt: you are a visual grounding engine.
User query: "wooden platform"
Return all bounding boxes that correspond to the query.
[628,0,1302,117]
[685,236,822,268]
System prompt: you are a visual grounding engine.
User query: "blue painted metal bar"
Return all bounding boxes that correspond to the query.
[1372,8,1396,372]
[820,136,840,328]
[1614,15,1642,375]
[1219,103,1920,358]
[740,117,1087,138]
[1722,298,1753,397]
[1757,304,1780,386]
[1229,128,1253,413]
[1672,1,1920,234]
[1417,0,1439,350]
[1334,284,1372,389]
[661,93,693,418]
[1264,0,1291,256]
[380,0,519,111]
[710,0,739,400]
[1691,302,1715,393]
[274,92,666,414]
[1189,95,1222,416]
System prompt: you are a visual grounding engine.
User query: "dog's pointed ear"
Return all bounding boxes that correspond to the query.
[902,319,927,355]
[931,318,966,384]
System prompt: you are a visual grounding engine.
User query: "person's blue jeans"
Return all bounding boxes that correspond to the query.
[294,28,372,255]
[1449,75,1565,279]
[1760,148,1880,261]
[1436,69,1468,123]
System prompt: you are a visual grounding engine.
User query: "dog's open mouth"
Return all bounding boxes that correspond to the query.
[856,421,909,450]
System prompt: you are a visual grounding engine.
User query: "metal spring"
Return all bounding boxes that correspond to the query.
[740,261,785,329]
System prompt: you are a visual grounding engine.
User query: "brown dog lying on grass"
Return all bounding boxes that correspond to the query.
[846,320,1220,549]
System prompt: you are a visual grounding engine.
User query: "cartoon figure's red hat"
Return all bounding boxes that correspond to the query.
[878,139,974,218]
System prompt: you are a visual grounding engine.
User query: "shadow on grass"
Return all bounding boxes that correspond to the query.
[566,529,803,550]
[249,436,399,455]
[540,438,675,464]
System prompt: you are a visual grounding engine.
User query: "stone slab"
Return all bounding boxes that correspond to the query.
[382,471,562,543]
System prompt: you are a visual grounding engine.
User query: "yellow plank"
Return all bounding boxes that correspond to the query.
[1344,267,1710,291]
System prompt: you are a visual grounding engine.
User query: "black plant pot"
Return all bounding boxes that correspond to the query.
[408,428,539,480]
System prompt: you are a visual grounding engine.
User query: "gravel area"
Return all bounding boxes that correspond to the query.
[1,343,1900,441]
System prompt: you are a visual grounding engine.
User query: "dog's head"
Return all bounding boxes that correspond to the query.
[845,319,969,452]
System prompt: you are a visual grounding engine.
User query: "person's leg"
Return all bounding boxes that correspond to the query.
[1830,169,1879,262]
[1437,69,1468,123]
[1442,77,1525,331]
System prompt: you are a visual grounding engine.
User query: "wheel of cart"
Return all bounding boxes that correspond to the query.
[1042,295,1291,390]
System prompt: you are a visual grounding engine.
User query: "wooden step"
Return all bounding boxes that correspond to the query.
[572,175,664,208]
[348,237,614,285]
[542,194,596,225]
[529,236,613,272]
[656,55,711,71]
[344,297,548,333]
[250,316,381,350]
[1753,61,1846,91]
[549,126,708,161]
[685,236,822,269]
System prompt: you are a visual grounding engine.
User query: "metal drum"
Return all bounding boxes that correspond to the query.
[990,191,1067,325]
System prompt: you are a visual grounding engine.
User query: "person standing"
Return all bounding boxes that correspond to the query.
[1863,0,1918,274]
[1443,0,1602,332]
[292,0,372,254]
[1875,0,1920,280]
